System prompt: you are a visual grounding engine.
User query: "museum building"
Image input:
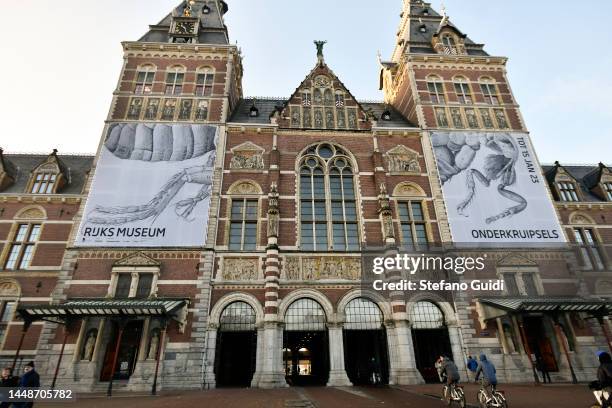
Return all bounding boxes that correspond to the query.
[0,0,610,392]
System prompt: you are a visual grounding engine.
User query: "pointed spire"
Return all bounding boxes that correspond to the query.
[314,40,327,65]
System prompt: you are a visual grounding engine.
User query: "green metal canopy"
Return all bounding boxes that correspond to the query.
[478,297,610,314]
[18,298,188,321]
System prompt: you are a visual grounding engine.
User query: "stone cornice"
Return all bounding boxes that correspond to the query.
[407,54,507,66]
[0,195,82,204]
[122,41,238,57]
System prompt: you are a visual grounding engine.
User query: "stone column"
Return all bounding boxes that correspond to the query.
[252,184,287,388]
[202,325,218,389]
[448,326,467,380]
[389,319,424,384]
[326,323,352,387]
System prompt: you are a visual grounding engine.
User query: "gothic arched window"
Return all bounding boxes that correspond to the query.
[299,143,359,251]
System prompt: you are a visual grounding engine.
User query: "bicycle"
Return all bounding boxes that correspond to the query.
[443,381,466,408]
[477,383,508,408]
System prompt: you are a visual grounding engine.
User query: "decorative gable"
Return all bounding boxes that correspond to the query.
[497,253,538,267]
[27,149,67,194]
[114,252,161,267]
[277,42,369,131]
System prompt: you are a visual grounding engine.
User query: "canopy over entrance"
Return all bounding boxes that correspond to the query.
[477,297,610,321]
[18,298,188,323]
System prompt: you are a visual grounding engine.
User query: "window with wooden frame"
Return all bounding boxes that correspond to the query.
[0,301,16,345]
[573,228,605,270]
[480,79,500,105]
[397,201,428,249]
[453,77,472,104]
[427,77,445,104]
[196,68,214,97]
[557,182,579,202]
[299,143,359,251]
[134,66,155,95]
[441,34,458,54]
[229,199,258,251]
[502,271,541,296]
[112,271,156,299]
[30,172,57,194]
[165,67,185,96]
[4,224,41,270]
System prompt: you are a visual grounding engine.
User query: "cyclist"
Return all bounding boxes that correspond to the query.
[437,355,461,400]
[475,353,497,402]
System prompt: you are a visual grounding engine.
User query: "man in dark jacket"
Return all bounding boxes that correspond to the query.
[475,353,498,402]
[595,352,612,407]
[0,367,19,408]
[16,362,40,408]
[436,355,460,385]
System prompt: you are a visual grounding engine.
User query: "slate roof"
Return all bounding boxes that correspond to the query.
[138,0,229,45]
[0,153,94,195]
[404,2,488,56]
[542,163,611,203]
[228,98,417,128]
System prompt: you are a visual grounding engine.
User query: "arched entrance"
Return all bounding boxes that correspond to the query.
[343,298,389,385]
[215,301,257,387]
[283,298,329,386]
[410,301,453,383]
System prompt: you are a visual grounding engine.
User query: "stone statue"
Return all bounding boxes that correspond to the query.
[148,329,160,360]
[267,183,280,238]
[378,183,395,240]
[82,329,97,361]
[314,40,327,63]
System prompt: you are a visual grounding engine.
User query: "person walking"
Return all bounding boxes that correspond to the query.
[467,355,478,381]
[0,367,18,408]
[593,352,612,407]
[536,353,551,384]
[16,362,40,408]
[475,353,498,403]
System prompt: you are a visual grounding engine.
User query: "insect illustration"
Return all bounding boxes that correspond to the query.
[432,132,527,224]
[85,123,217,225]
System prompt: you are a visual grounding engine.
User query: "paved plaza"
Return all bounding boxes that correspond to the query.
[43,384,596,408]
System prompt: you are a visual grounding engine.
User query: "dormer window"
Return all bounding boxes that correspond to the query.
[30,173,57,194]
[381,110,392,121]
[249,104,259,117]
[604,182,612,201]
[557,182,579,202]
[440,34,459,55]
[423,8,429,16]
[419,25,427,33]
[202,4,211,14]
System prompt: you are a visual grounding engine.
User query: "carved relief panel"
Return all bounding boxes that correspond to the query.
[282,256,361,280]
[229,142,265,170]
[221,258,259,281]
[385,145,421,174]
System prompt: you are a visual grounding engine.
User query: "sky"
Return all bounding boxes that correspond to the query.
[0,0,610,164]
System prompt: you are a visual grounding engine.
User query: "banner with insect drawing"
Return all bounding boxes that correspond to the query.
[75,123,218,247]
[430,131,565,244]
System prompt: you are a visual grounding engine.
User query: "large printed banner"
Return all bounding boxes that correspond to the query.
[431,131,565,244]
[75,123,218,247]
